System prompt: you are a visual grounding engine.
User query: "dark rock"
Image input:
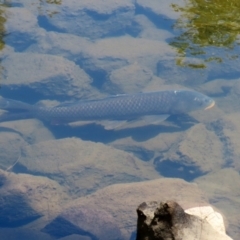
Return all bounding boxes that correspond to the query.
[136,201,231,240]
[136,201,190,240]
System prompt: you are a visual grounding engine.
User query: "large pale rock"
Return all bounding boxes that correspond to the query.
[156,56,209,86]
[0,119,54,170]
[154,123,224,180]
[216,113,240,171]
[0,119,54,144]
[42,206,122,240]
[27,34,175,90]
[59,235,91,240]
[42,178,209,239]
[0,131,26,170]
[2,52,94,99]
[136,0,184,20]
[80,36,175,75]
[185,206,227,236]
[45,0,135,39]
[206,56,240,81]
[26,31,91,60]
[133,14,173,41]
[110,127,184,162]
[0,169,68,228]
[14,137,160,197]
[195,168,240,239]
[108,63,153,93]
[0,228,53,240]
[178,123,224,172]
[3,7,39,51]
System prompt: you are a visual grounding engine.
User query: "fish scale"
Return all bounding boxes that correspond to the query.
[0,90,215,125]
[34,92,172,122]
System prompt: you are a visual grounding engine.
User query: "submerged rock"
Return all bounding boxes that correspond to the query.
[0,169,68,228]
[42,206,122,240]
[45,0,135,39]
[42,178,209,239]
[14,137,160,198]
[1,52,93,99]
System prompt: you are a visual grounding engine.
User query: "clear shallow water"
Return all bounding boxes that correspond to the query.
[0,0,239,239]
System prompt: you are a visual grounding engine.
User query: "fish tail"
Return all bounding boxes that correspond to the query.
[0,97,34,111]
[0,111,34,122]
[0,97,36,123]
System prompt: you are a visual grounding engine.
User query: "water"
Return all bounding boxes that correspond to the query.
[0,0,239,239]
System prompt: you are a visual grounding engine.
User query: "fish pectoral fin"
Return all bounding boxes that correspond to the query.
[68,120,95,127]
[142,115,170,125]
[100,120,127,130]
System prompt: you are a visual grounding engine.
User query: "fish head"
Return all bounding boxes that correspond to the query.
[170,90,215,114]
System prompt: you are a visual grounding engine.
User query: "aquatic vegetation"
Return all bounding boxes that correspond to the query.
[45,0,62,4]
[0,3,7,51]
[38,0,62,17]
[170,0,240,67]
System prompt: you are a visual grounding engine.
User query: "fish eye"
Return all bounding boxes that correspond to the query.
[194,97,203,106]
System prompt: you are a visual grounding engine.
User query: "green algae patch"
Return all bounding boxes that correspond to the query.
[0,4,7,51]
[170,0,240,67]
[176,57,206,69]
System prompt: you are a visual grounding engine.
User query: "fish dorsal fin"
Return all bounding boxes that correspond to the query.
[55,102,74,107]
[55,94,130,108]
[108,93,127,98]
[56,98,102,107]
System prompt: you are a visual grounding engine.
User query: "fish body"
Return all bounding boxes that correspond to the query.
[0,90,215,128]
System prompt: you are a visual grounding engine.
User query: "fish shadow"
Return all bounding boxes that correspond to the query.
[47,114,199,143]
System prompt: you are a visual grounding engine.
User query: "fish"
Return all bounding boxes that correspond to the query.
[0,90,215,129]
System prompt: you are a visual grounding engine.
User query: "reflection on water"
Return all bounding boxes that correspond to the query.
[171,0,240,68]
